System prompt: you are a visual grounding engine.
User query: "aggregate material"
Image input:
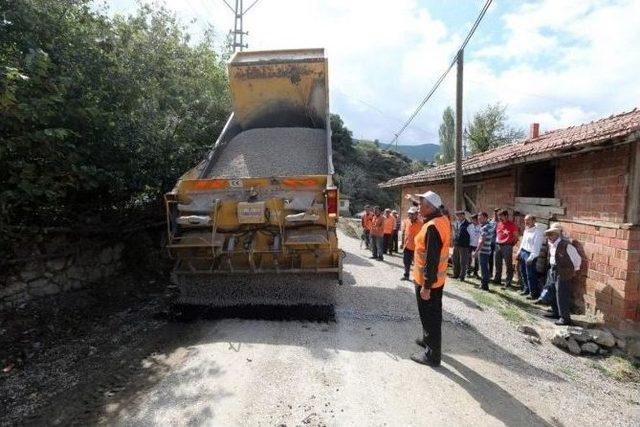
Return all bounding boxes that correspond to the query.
[207,127,327,178]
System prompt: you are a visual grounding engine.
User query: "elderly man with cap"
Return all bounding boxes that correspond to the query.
[544,223,581,326]
[410,190,451,367]
[400,206,423,281]
[452,210,471,282]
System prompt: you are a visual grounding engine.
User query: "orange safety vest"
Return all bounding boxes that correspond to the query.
[370,215,385,237]
[363,212,373,230]
[413,215,451,288]
[402,218,423,251]
[383,216,394,234]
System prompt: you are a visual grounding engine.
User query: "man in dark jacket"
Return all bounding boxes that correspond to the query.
[452,210,470,282]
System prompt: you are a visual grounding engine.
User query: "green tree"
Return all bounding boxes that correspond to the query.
[0,0,230,251]
[465,103,524,154]
[436,106,455,164]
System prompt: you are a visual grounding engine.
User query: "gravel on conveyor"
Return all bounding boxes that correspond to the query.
[206,127,327,178]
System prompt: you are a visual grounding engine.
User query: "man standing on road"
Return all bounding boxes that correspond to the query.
[467,213,481,278]
[370,206,385,261]
[383,208,394,255]
[475,212,493,291]
[410,191,451,367]
[517,215,544,299]
[391,210,401,254]
[544,223,581,326]
[452,210,471,282]
[493,209,518,288]
[488,208,499,277]
[400,206,423,281]
[361,205,373,249]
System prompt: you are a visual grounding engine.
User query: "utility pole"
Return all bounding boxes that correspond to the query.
[454,49,464,212]
[222,0,261,52]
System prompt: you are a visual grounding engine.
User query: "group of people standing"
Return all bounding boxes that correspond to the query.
[360,206,401,260]
[449,208,582,326]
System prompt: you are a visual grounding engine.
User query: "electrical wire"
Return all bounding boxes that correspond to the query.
[389,0,493,146]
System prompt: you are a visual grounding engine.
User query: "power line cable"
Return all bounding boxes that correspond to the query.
[388,0,493,148]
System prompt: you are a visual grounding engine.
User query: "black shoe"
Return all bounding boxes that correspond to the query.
[410,352,440,367]
[459,278,466,283]
[555,318,572,326]
[369,256,377,259]
[377,258,383,261]
[543,313,560,319]
[401,276,409,281]
[450,275,459,279]
[525,295,534,300]
[480,286,489,291]
[415,338,426,348]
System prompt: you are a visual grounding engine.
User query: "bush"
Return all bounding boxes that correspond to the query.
[0,1,230,253]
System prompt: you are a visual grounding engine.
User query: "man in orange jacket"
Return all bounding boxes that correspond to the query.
[411,190,451,367]
[383,208,395,255]
[400,206,423,281]
[369,206,385,261]
[361,205,373,249]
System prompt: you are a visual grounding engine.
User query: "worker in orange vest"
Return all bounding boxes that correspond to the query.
[369,206,385,261]
[361,205,373,249]
[383,208,395,255]
[400,206,423,281]
[411,190,451,367]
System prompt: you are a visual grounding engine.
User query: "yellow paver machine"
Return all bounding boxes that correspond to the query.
[165,49,343,308]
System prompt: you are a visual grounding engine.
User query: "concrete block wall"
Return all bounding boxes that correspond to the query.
[1,236,125,308]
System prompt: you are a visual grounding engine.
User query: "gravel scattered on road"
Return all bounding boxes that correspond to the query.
[207,127,327,178]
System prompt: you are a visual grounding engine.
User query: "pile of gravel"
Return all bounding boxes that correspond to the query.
[207,127,327,178]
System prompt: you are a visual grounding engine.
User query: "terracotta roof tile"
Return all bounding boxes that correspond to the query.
[380,108,640,188]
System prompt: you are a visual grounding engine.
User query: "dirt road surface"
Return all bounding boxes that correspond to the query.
[2,231,639,426]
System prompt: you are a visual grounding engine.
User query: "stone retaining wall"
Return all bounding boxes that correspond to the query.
[1,235,125,308]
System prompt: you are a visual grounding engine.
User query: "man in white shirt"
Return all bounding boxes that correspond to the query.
[467,213,481,278]
[517,215,544,299]
[544,223,582,326]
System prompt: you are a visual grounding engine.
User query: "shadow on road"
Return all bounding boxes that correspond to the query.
[438,355,558,427]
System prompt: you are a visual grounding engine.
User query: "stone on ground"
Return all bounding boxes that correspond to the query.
[588,329,616,348]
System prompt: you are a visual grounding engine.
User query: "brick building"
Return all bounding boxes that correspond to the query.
[381,109,640,330]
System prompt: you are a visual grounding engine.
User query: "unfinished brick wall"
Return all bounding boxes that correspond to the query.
[561,221,640,327]
[400,182,454,219]
[474,172,516,213]
[556,146,631,223]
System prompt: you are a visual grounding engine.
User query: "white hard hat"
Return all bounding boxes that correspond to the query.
[413,190,442,208]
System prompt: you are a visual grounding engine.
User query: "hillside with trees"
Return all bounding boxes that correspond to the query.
[331,115,424,214]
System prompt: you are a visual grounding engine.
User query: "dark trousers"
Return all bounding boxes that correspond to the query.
[452,246,470,279]
[550,269,572,321]
[468,246,478,276]
[488,242,496,277]
[403,249,414,278]
[371,235,384,259]
[415,285,443,364]
[479,253,491,289]
[539,270,555,304]
[391,230,399,253]
[518,249,539,297]
[363,229,370,248]
[494,244,514,286]
[383,233,392,255]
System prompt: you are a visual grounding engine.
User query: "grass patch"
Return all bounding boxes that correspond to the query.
[450,277,529,324]
[590,356,640,383]
[559,366,579,381]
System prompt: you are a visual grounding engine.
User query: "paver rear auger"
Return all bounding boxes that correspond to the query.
[165,49,343,310]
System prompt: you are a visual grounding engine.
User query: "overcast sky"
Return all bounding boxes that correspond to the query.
[105,0,640,146]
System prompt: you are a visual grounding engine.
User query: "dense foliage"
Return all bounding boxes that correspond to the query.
[465,103,524,154]
[0,1,230,247]
[331,114,418,214]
